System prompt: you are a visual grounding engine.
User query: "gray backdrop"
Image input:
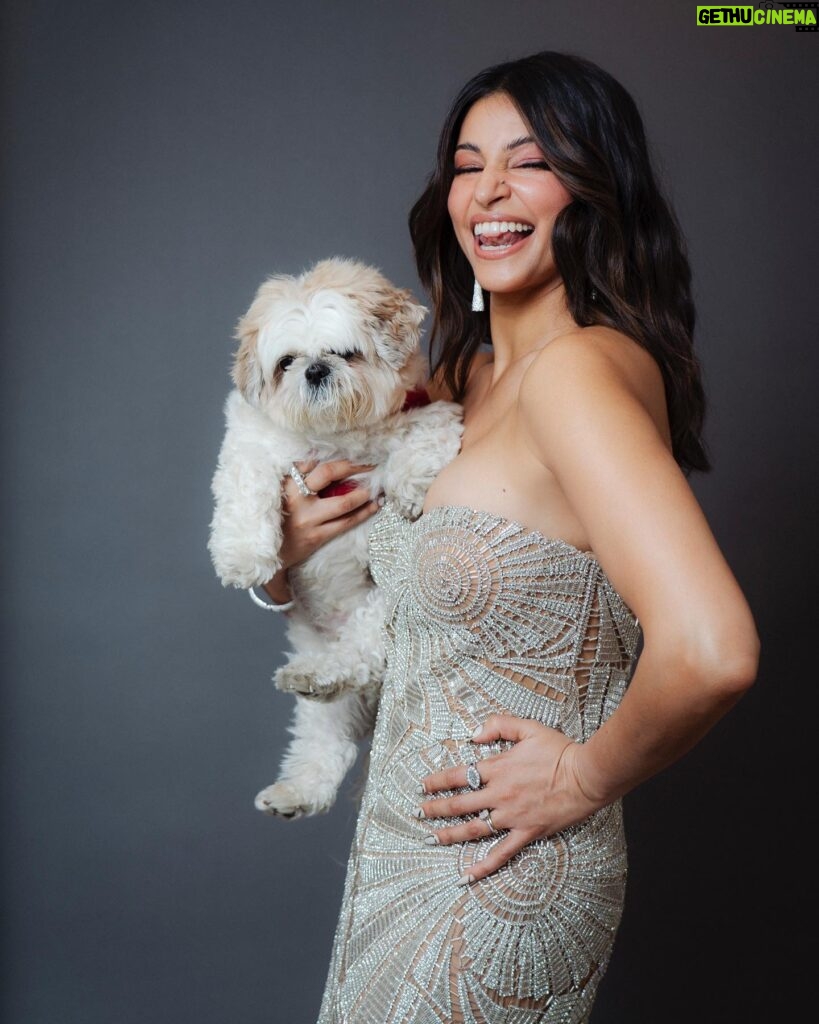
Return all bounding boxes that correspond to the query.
[2,1,816,1021]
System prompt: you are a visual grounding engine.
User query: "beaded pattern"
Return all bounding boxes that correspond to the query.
[317,503,642,1024]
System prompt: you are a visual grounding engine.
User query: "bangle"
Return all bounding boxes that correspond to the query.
[248,585,294,612]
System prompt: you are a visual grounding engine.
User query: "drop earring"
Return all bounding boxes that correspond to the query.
[472,277,485,312]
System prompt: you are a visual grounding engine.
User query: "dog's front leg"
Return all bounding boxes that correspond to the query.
[382,402,464,519]
[254,691,371,818]
[208,423,286,588]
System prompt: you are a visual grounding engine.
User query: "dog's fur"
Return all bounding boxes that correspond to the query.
[208,258,463,818]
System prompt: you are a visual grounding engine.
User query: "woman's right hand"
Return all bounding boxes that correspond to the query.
[278,459,382,572]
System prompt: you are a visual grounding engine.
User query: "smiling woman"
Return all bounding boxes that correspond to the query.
[448,96,573,298]
[410,54,707,486]
[264,51,761,1023]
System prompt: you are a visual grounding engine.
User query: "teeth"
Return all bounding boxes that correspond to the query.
[473,221,533,237]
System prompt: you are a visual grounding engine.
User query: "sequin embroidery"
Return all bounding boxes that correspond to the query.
[316,503,642,1024]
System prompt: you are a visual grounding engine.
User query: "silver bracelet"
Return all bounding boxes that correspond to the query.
[248,585,295,612]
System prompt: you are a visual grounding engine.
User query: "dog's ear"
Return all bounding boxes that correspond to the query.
[231,272,298,403]
[372,288,428,370]
[232,319,264,405]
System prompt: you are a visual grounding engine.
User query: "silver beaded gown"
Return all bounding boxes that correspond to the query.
[316,502,642,1024]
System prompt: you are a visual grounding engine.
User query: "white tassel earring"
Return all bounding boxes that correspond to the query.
[471,277,485,312]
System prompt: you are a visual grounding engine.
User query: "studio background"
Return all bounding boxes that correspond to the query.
[2,2,815,1022]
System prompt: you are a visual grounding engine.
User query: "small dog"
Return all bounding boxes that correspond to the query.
[208,257,462,818]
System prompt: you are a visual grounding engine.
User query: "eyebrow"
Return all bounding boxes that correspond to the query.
[454,135,539,154]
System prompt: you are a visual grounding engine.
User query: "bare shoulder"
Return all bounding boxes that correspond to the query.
[516,325,758,678]
[523,325,662,395]
[520,326,671,451]
[426,348,493,402]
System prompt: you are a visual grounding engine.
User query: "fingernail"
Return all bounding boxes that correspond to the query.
[423,834,440,845]
[377,496,385,507]
[413,807,426,819]
[455,873,475,886]
[471,725,483,740]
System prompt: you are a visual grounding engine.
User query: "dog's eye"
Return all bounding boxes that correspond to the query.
[277,356,295,372]
[338,350,358,362]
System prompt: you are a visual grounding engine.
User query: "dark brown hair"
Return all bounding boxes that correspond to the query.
[409,51,711,475]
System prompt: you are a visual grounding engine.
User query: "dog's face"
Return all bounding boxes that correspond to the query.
[232,258,427,435]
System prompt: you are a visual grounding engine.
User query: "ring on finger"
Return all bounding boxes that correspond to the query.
[465,761,482,791]
[478,808,498,834]
[289,464,318,497]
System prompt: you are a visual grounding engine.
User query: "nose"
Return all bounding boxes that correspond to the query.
[474,169,511,207]
[305,361,331,386]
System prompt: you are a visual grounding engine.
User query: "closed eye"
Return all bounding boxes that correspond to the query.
[335,350,359,361]
[453,161,550,175]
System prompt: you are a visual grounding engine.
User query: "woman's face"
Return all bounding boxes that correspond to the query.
[447,92,573,301]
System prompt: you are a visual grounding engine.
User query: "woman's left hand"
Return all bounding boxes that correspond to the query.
[416,714,601,884]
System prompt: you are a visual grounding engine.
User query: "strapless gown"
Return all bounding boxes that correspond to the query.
[316,503,642,1024]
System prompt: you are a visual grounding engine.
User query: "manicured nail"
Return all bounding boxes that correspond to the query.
[413,807,426,819]
[471,725,483,739]
[415,783,426,795]
[377,496,385,507]
[455,873,475,886]
[423,834,440,845]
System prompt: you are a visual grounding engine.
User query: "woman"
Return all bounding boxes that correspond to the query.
[262,52,760,1022]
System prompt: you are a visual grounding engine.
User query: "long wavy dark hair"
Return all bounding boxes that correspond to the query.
[409,51,711,475]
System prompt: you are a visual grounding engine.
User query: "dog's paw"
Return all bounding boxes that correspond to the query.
[274,665,351,702]
[254,780,332,818]
[395,491,426,520]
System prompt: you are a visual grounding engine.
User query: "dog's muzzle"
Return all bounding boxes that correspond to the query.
[304,361,332,387]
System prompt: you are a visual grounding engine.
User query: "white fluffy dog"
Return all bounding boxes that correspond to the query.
[208,257,463,819]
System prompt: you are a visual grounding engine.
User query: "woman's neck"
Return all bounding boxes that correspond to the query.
[486,279,577,381]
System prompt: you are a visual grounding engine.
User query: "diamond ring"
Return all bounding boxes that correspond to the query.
[289,464,317,497]
[465,762,482,791]
[478,808,497,833]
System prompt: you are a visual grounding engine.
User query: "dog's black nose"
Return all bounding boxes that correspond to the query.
[305,362,331,386]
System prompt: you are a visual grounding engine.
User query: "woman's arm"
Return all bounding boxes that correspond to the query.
[517,331,759,804]
[260,459,381,605]
[415,329,759,883]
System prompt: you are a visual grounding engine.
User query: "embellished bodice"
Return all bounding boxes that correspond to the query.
[368,501,642,746]
[317,502,643,1024]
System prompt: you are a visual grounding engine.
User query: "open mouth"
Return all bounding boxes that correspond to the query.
[473,220,534,254]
